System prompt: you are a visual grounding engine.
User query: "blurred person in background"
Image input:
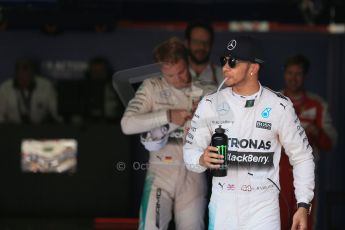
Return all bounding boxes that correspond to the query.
[279,54,337,230]
[81,57,123,123]
[121,37,215,230]
[185,21,223,225]
[0,58,61,124]
[185,21,223,87]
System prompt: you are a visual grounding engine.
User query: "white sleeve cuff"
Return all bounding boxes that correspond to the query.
[156,109,170,126]
[293,159,315,204]
[184,148,207,173]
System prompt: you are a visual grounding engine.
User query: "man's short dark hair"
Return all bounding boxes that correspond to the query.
[284,54,310,75]
[185,21,214,45]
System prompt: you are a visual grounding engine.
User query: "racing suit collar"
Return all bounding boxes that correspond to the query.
[228,82,263,108]
[189,63,212,78]
[161,76,198,106]
[161,75,192,91]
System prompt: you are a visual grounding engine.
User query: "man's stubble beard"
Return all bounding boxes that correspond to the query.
[189,50,210,65]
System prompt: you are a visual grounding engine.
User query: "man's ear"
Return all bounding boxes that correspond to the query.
[251,63,260,75]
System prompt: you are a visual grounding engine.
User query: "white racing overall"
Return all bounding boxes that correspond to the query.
[183,85,315,230]
[121,77,215,230]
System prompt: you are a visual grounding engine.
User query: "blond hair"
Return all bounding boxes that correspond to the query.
[153,37,188,64]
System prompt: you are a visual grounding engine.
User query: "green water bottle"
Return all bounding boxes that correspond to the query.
[211,125,228,177]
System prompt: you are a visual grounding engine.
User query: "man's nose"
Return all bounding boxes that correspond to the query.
[223,63,232,70]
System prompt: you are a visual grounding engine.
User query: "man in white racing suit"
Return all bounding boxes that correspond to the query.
[183,36,315,230]
[121,37,215,230]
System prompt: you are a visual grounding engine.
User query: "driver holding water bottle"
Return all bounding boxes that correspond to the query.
[183,36,315,230]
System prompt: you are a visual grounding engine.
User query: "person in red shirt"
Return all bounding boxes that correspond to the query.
[279,54,337,230]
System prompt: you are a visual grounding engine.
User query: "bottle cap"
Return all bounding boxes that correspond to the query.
[215,125,225,133]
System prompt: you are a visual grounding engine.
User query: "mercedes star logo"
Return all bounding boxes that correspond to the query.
[217,102,230,115]
[227,39,237,50]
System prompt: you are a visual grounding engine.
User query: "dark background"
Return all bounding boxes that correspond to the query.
[0,0,344,229]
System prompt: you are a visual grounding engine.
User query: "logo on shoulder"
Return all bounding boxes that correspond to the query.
[256,121,272,130]
[279,103,287,110]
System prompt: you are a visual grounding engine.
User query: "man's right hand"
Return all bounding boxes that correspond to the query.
[199,146,224,168]
[169,109,192,126]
